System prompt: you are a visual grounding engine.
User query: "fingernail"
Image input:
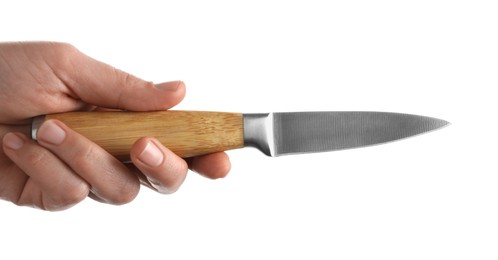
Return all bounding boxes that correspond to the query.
[3,133,24,150]
[38,120,66,145]
[138,141,164,167]
[156,80,183,91]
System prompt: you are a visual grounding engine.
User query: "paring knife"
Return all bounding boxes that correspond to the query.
[31,111,448,161]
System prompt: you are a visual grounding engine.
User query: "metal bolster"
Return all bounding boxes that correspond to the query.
[243,113,274,157]
[31,115,46,140]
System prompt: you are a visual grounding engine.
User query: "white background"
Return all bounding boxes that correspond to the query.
[1,0,497,259]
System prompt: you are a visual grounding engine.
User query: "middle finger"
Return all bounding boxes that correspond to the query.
[36,119,140,204]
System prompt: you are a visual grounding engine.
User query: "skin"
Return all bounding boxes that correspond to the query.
[0,42,231,211]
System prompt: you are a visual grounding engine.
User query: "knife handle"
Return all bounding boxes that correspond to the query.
[31,111,244,161]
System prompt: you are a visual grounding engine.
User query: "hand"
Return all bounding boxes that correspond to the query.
[0,42,231,211]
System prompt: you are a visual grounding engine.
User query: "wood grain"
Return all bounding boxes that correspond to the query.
[46,111,244,161]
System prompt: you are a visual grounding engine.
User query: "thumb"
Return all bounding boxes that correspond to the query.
[52,44,185,111]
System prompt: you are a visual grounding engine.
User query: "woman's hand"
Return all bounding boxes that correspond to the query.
[0,42,230,211]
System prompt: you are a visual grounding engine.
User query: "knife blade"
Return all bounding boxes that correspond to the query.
[31,111,448,161]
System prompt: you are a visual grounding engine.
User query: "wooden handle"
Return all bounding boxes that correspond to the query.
[43,111,244,161]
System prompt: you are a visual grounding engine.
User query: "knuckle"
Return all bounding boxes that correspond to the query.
[71,145,96,172]
[65,140,140,205]
[48,42,79,58]
[103,175,140,205]
[47,42,79,63]
[45,192,88,212]
[25,148,51,168]
[121,70,153,89]
[115,70,154,109]
[42,42,81,86]
[108,184,139,205]
[59,182,89,207]
[14,182,88,212]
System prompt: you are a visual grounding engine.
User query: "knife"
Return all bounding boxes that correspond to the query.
[31,111,448,161]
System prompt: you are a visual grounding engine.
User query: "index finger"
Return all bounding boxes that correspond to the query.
[42,42,186,111]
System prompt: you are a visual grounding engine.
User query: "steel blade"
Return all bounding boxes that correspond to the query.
[243,112,449,157]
